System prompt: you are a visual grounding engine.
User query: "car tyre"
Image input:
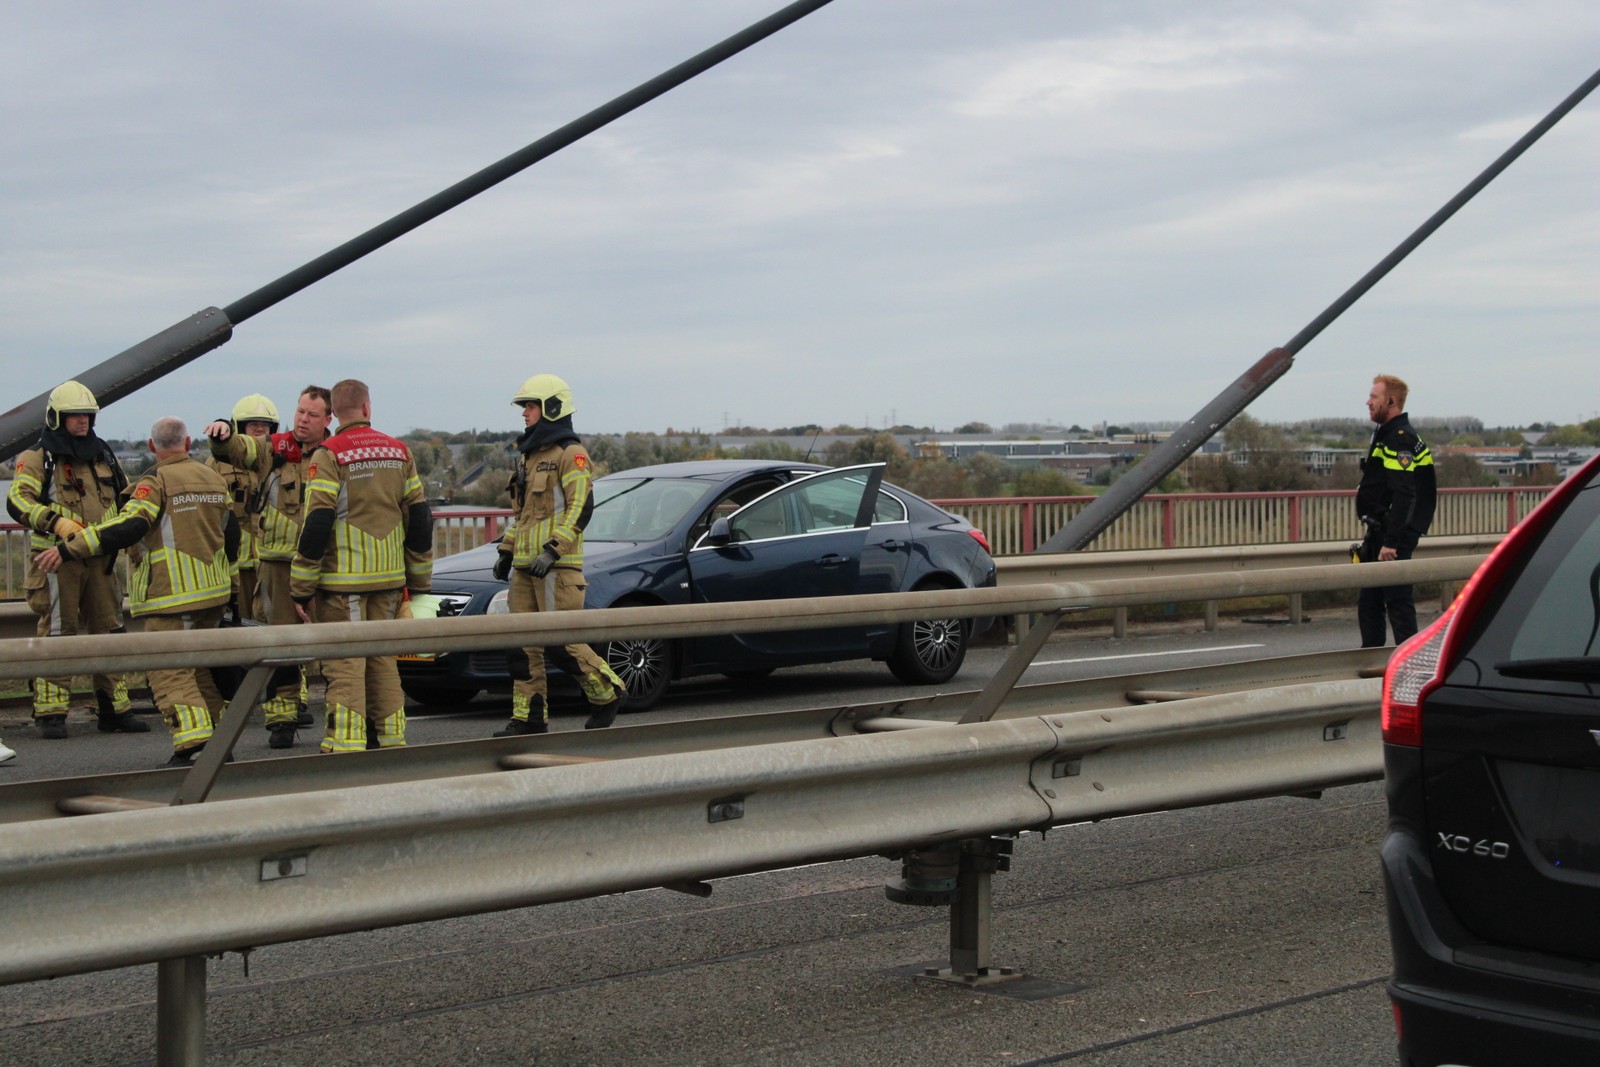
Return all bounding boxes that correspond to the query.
[887,610,968,685]
[601,636,673,712]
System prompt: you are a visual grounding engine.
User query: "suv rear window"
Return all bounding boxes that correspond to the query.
[1459,471,1600,691]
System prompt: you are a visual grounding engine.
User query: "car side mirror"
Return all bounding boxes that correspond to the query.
[705,516,733,546]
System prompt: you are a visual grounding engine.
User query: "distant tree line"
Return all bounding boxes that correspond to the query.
[396,411,1590,507]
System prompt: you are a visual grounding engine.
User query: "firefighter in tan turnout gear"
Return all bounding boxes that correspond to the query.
[6,380,149,739]
[492,374,627,736]
[290,379,432,753]
[205,385,333,748]
[36,417,238,764]
[205,394,278,625]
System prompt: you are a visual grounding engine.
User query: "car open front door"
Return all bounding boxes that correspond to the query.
[686,465,885,663]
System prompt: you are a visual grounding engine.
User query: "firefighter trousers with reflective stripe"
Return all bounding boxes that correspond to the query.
[24,554,131,718]
[508,567,621,718]
[256,559,313,726]
[143,608,227,753]
[312,588,406,752]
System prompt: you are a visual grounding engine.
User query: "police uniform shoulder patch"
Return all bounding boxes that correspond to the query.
[1397,451,1414,469]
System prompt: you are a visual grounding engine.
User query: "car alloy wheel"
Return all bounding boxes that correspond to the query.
[602,636,672,711]
[887,614,968,685]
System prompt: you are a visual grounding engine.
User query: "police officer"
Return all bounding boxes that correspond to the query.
[1356,374,1436,647]
[492,374,627,736]
[5,380,149,738]
[36,417,238,764]
[290,380,432,753]
[206,394,278,625]
[206,385,333,748]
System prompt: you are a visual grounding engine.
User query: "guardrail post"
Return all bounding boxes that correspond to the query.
[1204,600,1218,632]
[885,838,1019,988]
[156,955,207,1065]
[1113,607,1128,638]
[947,838,1015,982]
[1289,593,1303,626]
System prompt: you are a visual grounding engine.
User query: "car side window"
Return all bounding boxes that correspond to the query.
[725,468,875,543]
[873,490,908,524]
[690,478,783,544]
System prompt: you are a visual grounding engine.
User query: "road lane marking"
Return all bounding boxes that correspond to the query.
[1029,643,1265,668]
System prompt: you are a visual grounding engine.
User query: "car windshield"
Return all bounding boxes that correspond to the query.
[587,477,709,541]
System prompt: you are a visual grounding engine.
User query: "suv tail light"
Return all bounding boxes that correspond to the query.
[1381,458,1600,747]
[1382,609,1454,746]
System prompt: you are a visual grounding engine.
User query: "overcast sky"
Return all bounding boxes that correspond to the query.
[4,1,1596,440]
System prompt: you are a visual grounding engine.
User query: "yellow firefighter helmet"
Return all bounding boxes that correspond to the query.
[45,380,100,430]
[512,374,575,419]
[231,394,281,434]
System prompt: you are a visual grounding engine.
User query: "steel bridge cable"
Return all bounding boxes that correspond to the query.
[0,0,837,464]
[1037,65,1600,556]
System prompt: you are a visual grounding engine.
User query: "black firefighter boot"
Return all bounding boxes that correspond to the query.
[97,691,152,733]
[583,688,628,730]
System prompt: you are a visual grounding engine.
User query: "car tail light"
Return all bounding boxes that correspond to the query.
[1383,609,1453,746]
[1381,452,1600,747]
[967,527,992,554]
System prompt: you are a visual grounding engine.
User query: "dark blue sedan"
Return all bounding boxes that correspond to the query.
[399,459,997,710]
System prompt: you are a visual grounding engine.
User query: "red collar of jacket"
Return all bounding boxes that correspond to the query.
[321,423,409,465]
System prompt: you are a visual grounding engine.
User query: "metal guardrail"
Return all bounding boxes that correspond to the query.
[0,646,1390,826]
[0,676,1378,987]
[991,532,1497,584]
[0,556,1476,680]
[0,535,1491,642]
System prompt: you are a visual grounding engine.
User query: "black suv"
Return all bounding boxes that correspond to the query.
[1382,450,1600,1065]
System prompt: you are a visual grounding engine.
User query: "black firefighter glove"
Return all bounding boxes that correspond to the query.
[528,546,559,579]
[492,552,513,582]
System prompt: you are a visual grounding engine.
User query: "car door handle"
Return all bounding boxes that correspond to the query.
[879,539,907,551]
[817,554,850,568]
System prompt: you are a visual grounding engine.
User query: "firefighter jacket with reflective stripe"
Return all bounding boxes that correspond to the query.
[63,455,235,617]
[210,430,321,562]
[1355,412,1437,547]
[290,422,432,597]
[501,441,592,571]
[205,453,263,570]
[7,446,124,553]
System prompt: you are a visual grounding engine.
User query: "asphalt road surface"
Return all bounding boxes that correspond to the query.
[0,610,1404,1065]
